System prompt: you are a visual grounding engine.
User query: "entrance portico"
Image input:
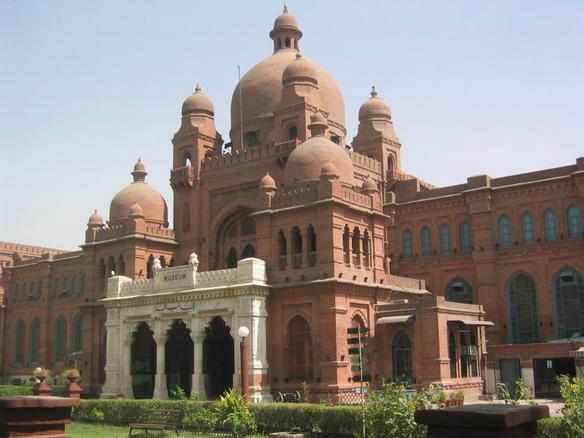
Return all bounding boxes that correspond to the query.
[101,254,271,401]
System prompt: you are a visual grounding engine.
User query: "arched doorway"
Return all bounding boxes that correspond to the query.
[286,315,313,382]
[392,331,412,384]
[203,317,234,399]
[131,322,156,399]
[165,320,194,398]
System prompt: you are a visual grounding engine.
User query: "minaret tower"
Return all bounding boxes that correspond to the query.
[269,5,302,53]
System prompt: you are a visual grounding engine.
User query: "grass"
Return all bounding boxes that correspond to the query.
[65,422,267,437]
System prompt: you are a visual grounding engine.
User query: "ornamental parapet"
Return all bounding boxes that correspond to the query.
[105,254,267,299]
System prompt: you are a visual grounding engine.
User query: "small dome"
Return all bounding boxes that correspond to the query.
[282,53,317,86]
[259,172,277,190]
[286,137,354,184]
[110,161,168,226]
[88,210,103,226]
[182,84,215,117]
[129,202,144,218]
[320,161,339,179]
[358,86,391,122]
[272,5,300,33]
[362,177,378,193]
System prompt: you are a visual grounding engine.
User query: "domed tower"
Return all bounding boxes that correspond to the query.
[352,87,402,183]
[230,7,346,150]
[171,84,222,243]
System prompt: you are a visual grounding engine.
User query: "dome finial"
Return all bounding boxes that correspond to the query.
[371,86,377,98]
[283,3,288,13]
[195,82,201,93]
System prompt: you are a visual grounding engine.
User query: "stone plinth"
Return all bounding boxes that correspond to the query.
[415,404,549,438]
[65,381,81,399]
[0,396,80,437]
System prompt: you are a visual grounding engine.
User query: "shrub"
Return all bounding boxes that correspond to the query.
[62,369,80,379]
[558,375,584,437]
[537,417,565,438]
[364,383,427,438]
[215,389,257,438]
[497,379,533,405]
[0,385,34,397]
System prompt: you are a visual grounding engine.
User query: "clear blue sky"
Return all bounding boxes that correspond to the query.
[1,1,582,250]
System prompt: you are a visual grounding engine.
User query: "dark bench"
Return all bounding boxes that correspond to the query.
[128,409,181,437]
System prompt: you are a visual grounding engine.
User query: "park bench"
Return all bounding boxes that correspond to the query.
[128,409,181,437]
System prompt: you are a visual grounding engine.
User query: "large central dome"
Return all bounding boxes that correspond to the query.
[230,8,345,147]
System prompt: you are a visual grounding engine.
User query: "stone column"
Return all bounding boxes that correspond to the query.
[121,327,134,398]
[153,321,168,400]
[191,317,206,400]
[101,309,121,398]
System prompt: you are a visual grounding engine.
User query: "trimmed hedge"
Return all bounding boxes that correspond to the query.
[537,417,564,438]
[0,385,34,397]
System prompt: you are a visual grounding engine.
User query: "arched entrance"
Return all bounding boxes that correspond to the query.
[131,322,156,399]
[203,317,234,398]
[165,320,194,398]
[392,331,412,384]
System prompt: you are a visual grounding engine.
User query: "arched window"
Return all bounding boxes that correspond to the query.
[521,212,534,244]
[352,227,361,254]
[498,215,513,247]
[227,247,238,269]
[307,225,317,267]
[62,277,69,296]
[146,255,155,279]
[343,225,350,263]
[107,256,116,276]
[459,221,472,252]
[330,134,340,145]
[278,229,287,270]
[71,275,78,295]
[54,315,67,364]
[567,206,582,237]
[291,227,302,254]
[543,209,558,241]
[14,319,25,366]
[445,278,473,304]
[184,152,193,167]
[449,330,457,378]
[159,255,167,268]
[241,217,256,236]
[439,224,451,254]
[29,318,40,364]
[245,131,259,148]
[387,155,395,175]
[286,316,313,382]
[507,273,539,344]
[285,36,291,48]
[277,38,282,49]
[421,226,432,256]
[182,202,191,232]
[363,230,371,267]
[72,313,83,353]
[402,230,413,257]
[241,243,255,259]
[392,331,412,383]
[553,268,584,338]
[288,125,298,140]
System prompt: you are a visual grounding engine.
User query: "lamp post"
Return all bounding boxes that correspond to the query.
[238,325,250,401]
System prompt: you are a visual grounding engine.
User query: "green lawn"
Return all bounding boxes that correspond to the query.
[66,422,266,437]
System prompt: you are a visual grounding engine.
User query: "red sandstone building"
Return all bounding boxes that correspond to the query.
[1,7,582,400]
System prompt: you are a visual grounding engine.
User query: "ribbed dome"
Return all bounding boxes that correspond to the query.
[109,160,168,226]
[282,53,317,86]
[358,87,391,122]
[182,84,214,117]
[286,114,353,184]
[259,172,277,190]
[230,51,345,142]
[88,210,103,226]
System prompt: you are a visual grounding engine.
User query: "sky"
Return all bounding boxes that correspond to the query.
[1,0,583,250]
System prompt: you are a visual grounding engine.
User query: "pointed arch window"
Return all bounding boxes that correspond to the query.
[227,247,238,269]
[286,316,313,382]
[392,331,412,384]
[72,314,83,353]
[567,206,582,237]
[553,268,584,338]
[421,226,432,256]
[107,256,116,276]
[29,318,40,364]
[278,229,287,270]
[498,215,513,247]
[55,315,68,364]
[352,227,361,254]
[291,226,303,269]
[507,273,539,344]
[445,279,473,304]
[521,212,534,244]
[14,319,25,366]
[241,243,255,259]
[543,209,558,241]
[146,255,155,279]
[285,36,291,48]
[343,225,350,264]
[402,229,413,257]
[288,125,298,140]
[307,225,317,267]
[459,221,472,253]
[439,224,451,254]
